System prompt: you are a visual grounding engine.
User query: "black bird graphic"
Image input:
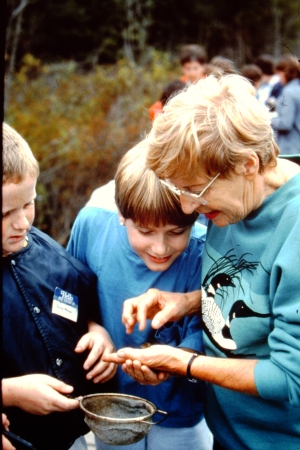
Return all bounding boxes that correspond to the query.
[202,273,237,350]
[222,300,271,341]
[201,249,263,355]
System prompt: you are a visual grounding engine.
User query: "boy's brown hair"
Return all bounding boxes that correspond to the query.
[115,139,199,228]
[2,123,39,184]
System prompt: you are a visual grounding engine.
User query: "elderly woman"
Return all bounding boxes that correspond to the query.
[104,74,300,449]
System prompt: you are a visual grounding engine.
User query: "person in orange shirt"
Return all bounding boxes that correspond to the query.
[149,44,207,121]
[179,44,207,83]
[149,79,186,121]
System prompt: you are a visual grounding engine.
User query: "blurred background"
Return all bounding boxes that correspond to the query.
[4,0,300,244]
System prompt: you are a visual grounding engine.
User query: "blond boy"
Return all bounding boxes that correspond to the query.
[2,123,116,450]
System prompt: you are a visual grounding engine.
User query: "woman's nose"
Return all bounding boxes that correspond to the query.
[180,195,199,214]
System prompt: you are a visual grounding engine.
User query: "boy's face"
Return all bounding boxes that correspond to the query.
[2,175,36,257]
[122,218,192,272]
[182,61,206,83]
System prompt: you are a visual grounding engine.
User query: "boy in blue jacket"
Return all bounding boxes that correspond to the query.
[67,140,212,450]
[2,123,116,450]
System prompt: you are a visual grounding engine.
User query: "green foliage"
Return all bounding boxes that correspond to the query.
[6,0,300,66]
[5,51,178,244]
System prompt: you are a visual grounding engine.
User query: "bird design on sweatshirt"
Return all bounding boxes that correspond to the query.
[201,273,237,351]
[201,249,270,356]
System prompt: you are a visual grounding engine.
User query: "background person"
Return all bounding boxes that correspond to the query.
[241,64,262,91]
[149,79,186,121]
[271,54,300,154]
[254,53,281,105]
[149,44,207,122]
[67,141,212,450]
[104,74,300,450]
[179,44,207,83]
[2,123,116,450]
[208,56,236,75]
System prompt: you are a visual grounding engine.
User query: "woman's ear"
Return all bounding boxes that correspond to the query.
[117,210,125,226]
[243,152,260,180]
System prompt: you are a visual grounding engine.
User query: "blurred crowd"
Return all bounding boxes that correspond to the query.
[150,46,300,156]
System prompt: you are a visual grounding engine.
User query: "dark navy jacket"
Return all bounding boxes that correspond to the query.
[2,227,100,450]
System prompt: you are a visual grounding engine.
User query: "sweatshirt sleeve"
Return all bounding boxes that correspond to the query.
[254,216,300,405]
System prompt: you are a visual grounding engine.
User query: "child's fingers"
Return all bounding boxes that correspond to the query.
[85,359,117,383]
[122,301,139,333]
[83,341,105,371]
[90,362,117,384]
[2,434,16,450]
[74,333,90,353]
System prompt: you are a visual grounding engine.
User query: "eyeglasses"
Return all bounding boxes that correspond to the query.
[160,173,220,205]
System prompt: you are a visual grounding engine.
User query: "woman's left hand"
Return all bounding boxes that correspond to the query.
[103,345,189,376]
[75,322,117,383]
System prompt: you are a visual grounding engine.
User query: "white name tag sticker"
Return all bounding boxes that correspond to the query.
[52,287,78,322]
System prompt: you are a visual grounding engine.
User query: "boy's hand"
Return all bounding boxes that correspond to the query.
[2,434,16,450]
[121,359,170,386]
[2,375,80,415]
[2,413,11,431]
[2,414,16,450]
[75,322,117,383]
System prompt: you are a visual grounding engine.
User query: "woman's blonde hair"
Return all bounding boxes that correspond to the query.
[3,123,40,183]
[146,74,279,179]
[115,140,198,227]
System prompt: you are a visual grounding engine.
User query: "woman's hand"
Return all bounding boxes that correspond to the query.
[75,322,117,383]
[103,345,189,376]
[104,346,259,395]
[122,289,201,334]
[2,375,80,415]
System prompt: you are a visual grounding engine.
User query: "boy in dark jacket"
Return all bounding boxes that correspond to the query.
[2,123,116,450]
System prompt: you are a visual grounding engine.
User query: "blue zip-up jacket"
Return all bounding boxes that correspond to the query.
[2,227,100,450]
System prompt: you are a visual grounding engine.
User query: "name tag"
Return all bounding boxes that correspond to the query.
[52,287,78,322]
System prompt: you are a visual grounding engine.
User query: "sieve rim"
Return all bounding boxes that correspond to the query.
[80,393,157,423]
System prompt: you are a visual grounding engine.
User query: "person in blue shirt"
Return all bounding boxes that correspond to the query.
[67,140,212,450]
[271,54,300,155]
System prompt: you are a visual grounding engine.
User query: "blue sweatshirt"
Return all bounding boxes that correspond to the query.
[201,174,300,449]
[67,204,207,428]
